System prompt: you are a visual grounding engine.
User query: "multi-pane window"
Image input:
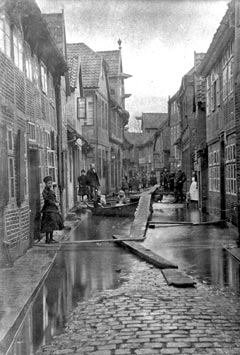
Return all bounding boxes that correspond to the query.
[7,129,15,199]
[33,56,40,88]
[27,122,36,141]
[85,96,94,125]
[222,42,233,101]
[225,143,236,195]
[13,28,23,71]
[23,133,28,196]
[9,157,15,198]
[207,70,220,115]
[0,13,11,57]
[40,62,48,94]
[25,44,32,81]
[208,150,220,192]
[47,151,56,182]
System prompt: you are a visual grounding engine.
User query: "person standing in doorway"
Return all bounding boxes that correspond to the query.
[86,163,100,200]
[41,176,64,244]
[189,174,199,208]
[174,164,186,203]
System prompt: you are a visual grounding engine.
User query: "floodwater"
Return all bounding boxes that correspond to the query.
[6,201,240,355]
[145,197,240,296]
[6,212,136,355]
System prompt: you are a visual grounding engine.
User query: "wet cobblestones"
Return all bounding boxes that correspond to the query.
[35,259,240,355]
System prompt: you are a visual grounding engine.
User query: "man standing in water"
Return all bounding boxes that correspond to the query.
[86,163,100,200]
[174,164,186,203]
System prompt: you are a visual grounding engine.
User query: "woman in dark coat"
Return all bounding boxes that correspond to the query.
[41,176,64,243]
[78,169,89,201]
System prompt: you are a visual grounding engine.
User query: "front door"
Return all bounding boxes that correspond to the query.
[29,149,41,243]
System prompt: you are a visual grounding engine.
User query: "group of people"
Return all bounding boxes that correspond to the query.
[77,163,100,202]
[40,163,198,244]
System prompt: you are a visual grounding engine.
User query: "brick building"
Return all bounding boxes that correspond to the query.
[168,92,182,172]
[198,2,236,223]
[0,0,67,264]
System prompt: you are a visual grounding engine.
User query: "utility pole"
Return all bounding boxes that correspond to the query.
[234,0,240,246]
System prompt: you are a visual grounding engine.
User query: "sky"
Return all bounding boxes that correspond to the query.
[36,0,229,130]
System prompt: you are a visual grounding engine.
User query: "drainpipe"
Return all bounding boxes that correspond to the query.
[55,76,64,216]
[234,0,240,246]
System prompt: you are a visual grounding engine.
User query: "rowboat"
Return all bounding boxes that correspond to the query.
[87,201,138,217]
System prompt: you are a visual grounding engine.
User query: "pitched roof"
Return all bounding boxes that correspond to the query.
[67,43,102,88]
[142,113,168,130]
[97,50,120,77]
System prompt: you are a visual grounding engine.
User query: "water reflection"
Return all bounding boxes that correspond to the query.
[6,213,134,355]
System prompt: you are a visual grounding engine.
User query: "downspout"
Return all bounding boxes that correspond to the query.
[55,76,64,216]
[234,0,240,245]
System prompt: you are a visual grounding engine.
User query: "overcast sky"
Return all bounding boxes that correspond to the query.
[37,0,229,130]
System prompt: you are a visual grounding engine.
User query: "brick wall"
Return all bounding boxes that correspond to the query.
[0,40,61,261]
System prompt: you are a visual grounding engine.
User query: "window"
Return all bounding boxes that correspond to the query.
[77,97,86,119]
[47,151,56,182]
[222,42,233,101]
[27,122,36,141]
[8,157,15,198]
[40,62,48,93]
[225,143,236,195]
[7,129,13,152]
[33,56,40,88]
[208,149,220,192]
[13,28,23,71]
[45,131,51,148]
[25,45,32,81]
[0,13,11,57]
[85,96,94,125]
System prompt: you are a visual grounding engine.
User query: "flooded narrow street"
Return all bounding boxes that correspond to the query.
[7,204,240,355]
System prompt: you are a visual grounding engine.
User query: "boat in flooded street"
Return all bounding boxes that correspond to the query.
[86,200,138,217]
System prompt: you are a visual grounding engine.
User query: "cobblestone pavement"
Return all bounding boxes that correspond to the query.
[35,258,240,355]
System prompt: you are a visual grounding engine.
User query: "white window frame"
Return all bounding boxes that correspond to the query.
[85,96,94,125]
[25,43,32,81]
[27,122,36,141]
[47,150,56,182]
[13,27,23,71]
[33,55,40,88]
[40,62,48,94]
[208,149,220,192]
[0,12,11,58]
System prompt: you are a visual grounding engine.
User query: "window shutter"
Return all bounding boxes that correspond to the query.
[77,97,86,119]
[0,124,9,206]
[216,77,220,107]
[16,129,25,206]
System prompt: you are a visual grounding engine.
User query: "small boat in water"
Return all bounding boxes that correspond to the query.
[87,201,138,217]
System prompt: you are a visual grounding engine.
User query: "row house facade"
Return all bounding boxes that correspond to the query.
[153,119,170,176]
[198,1,236,223]
[0,0,68,264]
[168,92,182,173]
[168,52,207,207]
[98,44,131,193]
[136,113,168,181]
[67,42,130,196]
